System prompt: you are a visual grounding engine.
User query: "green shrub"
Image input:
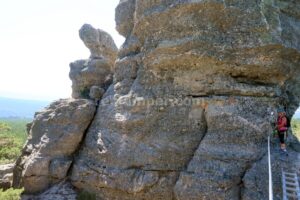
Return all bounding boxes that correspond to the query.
[0,188,24,200]
[80,88,90,99]
[77,190,96,200]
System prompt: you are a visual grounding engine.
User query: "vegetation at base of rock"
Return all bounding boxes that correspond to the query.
[292,118,300,140]
[0,118,30,164]
[77,190,96,200]
[80,88,90,99]
[0,188,24,200]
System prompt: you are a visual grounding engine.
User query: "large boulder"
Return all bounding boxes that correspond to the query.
[13,99,96,194]
[0,163,14,190]
[70,0,300,200]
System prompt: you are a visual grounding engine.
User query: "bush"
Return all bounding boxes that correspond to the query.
[77,190,96,200]
[0,118,30,164]
[0,188,24,200]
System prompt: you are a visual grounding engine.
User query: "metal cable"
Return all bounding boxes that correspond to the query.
[268,136,273,200]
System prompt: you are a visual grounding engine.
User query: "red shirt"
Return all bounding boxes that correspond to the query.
[277,116,288,132]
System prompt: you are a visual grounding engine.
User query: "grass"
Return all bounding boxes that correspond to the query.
[0,188,24,200]
[0,118,31,164]
[0,118,29,200]
[291,118,300,140]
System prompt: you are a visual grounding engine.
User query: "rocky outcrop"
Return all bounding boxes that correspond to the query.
[12,1,300,200]
[70,0,300,200]
[79,24,118,64]
[69,24,118,99]
[12,24,118,195]
[13,99,96,193]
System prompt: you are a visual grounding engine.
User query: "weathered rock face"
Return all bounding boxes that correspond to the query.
[70,0,300,200]
[0,163,14,190]
[11,1,300,199]
[13,99,96,193]
[69,24,118,99]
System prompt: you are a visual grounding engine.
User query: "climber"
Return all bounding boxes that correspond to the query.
[276,108,288,153]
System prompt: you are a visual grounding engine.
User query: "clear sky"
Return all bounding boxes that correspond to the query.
[0,0,124,101]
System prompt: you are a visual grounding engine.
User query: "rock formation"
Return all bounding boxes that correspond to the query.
[69,24,118,99]
[79,24,118,64]
[70,1,300,200]
[13,1,300,200]
[13,99,96,193]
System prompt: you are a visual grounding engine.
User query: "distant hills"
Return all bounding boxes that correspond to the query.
[0,97,50,119]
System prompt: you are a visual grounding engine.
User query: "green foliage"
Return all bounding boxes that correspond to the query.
[0,118,31,164]
[77,190,96,200]
[291,118,300,140]
[80,88,90,99]
[0,188,24,200]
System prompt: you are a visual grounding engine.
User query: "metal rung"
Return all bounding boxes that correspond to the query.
[285,177,297,181]
[286,181,298,185]
[284,172,297,176]
[287,193,299,198]
[286,182,297,186]
[287,191,298,195]
[286,187,298,192]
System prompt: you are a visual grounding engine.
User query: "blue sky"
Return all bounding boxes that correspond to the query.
[0,0,124,101]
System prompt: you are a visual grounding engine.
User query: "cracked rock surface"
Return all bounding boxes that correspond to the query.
[12,0,300,199]
[70,0,300,199]
[13,99,96,193]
